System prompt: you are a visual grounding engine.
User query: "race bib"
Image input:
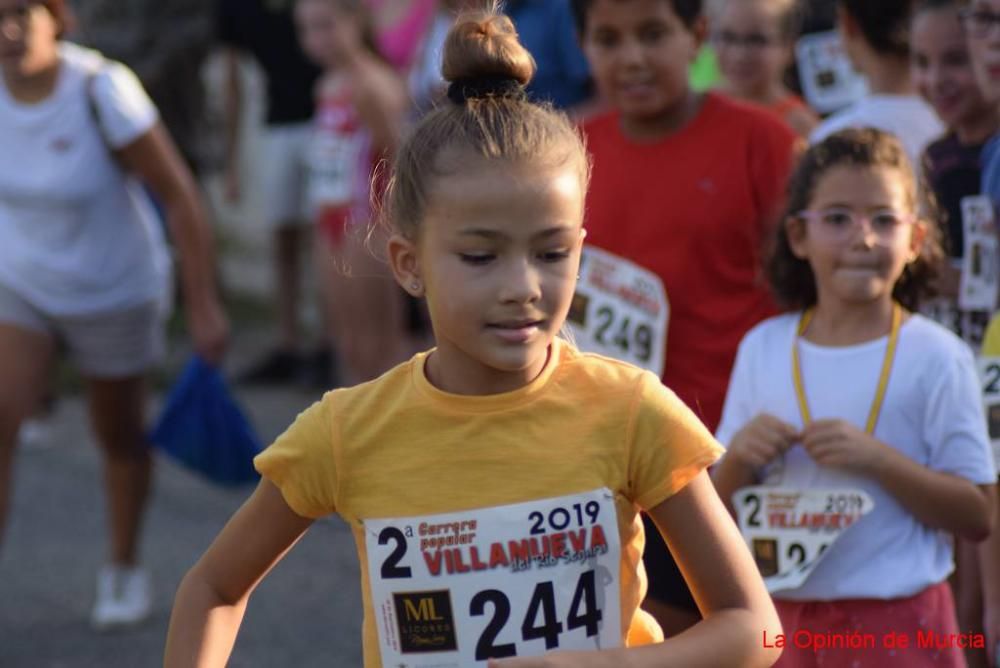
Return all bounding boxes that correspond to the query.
[733,487,874,593]
[795,31,867,114]
[979,356,1000,470]
[364,489,623,666]
[566,246,669,376]
[959,196,999,312]
[306,129,367,211]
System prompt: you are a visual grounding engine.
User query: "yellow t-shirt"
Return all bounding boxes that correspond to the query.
[255,338,723,666]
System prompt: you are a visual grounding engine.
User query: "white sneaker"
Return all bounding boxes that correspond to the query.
[16,417,53,450]
[90,564,152,630]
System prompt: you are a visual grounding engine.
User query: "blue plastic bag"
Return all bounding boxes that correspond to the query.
[149,356,262,485]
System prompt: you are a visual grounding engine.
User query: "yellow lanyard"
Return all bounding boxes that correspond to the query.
[791,302,902,434]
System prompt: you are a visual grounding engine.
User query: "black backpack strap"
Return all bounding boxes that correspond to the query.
[85,65,123,167]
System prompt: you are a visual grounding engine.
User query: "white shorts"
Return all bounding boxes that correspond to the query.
[0,281,166,379]
[257,122,312,228]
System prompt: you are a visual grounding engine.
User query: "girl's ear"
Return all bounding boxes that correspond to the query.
[388,233,424,297]
[908,221,929,263]
[688,15,709,61]
[785,215,810,259]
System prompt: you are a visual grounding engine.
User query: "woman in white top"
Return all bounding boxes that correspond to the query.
[0,0,227,629]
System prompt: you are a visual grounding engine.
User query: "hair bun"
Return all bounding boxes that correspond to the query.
[441,11,537,97]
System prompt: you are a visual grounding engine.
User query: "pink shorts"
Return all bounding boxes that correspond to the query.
[773,582,965,667]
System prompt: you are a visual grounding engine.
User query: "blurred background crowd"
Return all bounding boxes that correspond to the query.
[4,0,1000,665]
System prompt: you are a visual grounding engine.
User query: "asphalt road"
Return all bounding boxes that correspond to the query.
[0,382,364,667]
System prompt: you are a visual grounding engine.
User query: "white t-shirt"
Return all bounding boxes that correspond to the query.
[716,312,996,601]
[0,42,170,316]
[809,95,945,170]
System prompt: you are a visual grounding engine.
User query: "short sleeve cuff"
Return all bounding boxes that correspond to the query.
[634,446,723,511]
[93,62,159,149]
[254,452,331,520]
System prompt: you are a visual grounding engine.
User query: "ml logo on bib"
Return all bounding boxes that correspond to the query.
[365,489,623,664]
[392,590,458,653]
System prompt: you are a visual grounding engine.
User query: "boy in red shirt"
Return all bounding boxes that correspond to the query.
[572,0,797,635]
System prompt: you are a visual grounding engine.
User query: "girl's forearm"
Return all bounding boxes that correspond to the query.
[164,570,248,668]
[872,446,995,540]
[532,608,779,668]
[634,608,779,668]
[164,191,220,309]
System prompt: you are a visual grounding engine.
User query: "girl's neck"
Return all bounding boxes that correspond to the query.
[723,80,788,108]
[425,346,550,396]
[801,296,897,346]
[955,107,1000,145]
[2,56,60,104]
[859,56,914,96]
[619,89,703,142]
[334,48,380,76]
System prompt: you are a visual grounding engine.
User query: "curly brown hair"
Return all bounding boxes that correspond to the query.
[766,128,944,312]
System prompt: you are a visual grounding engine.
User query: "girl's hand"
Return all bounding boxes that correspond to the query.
[186,294,230,365]
[800,419,888,474]
[727,414,799,468]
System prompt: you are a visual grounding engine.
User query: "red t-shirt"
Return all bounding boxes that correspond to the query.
[581,92,797,430]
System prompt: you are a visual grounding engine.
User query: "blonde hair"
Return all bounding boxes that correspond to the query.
[381,4,590,238]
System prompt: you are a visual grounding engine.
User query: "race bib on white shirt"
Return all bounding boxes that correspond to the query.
[979,357,1000,469]
[795,31,867,114]
[364,488,622,666]
[566,246,669,376]
[959,196,999,312]
[305,125,367,211]
[979,314,1000,469]
[733,487,874,593]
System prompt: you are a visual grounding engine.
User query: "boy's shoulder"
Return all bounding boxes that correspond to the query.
[581,92,793,148]
[699,92,796,140]
[810,95,941,144]
[580,109,620,142]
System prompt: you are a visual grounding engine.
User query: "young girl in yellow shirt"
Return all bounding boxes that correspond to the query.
[164,6,781,667]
